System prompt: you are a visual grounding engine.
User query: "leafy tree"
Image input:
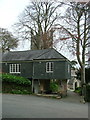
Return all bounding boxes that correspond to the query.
[0,28,18,52]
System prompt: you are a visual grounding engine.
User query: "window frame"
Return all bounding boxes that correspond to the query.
[46,62,54,73]
[10,64,21,74]
[68,64,70,74]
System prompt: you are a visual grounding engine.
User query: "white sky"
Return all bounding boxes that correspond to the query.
[0,0,30,30]
[0,0,76,61]
[0,0,31,51]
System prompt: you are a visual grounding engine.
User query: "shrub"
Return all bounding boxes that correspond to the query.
[11,89,31,94]
[0,73,31,85]
[75,87,82,95]
[0,73,31,94]
[50,82,59,92]
[2,83,32,94]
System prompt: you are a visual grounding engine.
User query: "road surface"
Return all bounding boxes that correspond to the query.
[2,93,88,118]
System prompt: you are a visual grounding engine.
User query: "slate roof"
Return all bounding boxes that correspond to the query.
[2,48,68,61]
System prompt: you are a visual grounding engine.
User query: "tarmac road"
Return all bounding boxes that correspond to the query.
[2,93,88,118]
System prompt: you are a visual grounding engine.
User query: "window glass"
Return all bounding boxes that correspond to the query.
[13,64,15,72]
[51,62,53,71]
[46,62,54,73]
[10,64,21,73]
[68,64,70,73]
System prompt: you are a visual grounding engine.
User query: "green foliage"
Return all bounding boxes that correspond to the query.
[10,89,31,94]
[75,87,82,95]
[0,73,31,85]
[2,82,32,94]
[1,74,32,94]
[74,85,90,101]
[50,81,59,92]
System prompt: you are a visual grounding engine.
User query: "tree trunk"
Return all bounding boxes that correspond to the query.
[81,65,86,101]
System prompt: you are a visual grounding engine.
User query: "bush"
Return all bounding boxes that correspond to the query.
[11,89,31,94]
[0,73,32,94]
[0,73,31,85]
[50,82,59,93]
[2,82,31,93]
[75,87,82,95]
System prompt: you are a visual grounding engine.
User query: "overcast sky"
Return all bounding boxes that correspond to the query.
[0,0,77,61]
[0,0,29,30]
[0,0,31,51]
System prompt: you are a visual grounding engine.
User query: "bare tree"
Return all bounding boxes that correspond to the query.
[14,1,62,49]
[0,28,18,53]
[58,2,90,100]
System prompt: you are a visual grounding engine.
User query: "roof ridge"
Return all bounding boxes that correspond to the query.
[8,48,52,53]
[34,48,52,59]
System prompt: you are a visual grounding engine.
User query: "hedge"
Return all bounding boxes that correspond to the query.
[75,85,90,102]
[0,73,31,85]
[0,73,31,94]
[2,82,32,94]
